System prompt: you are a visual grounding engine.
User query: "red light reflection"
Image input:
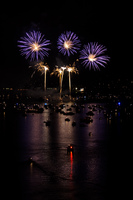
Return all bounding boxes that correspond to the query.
[70,152,73,180]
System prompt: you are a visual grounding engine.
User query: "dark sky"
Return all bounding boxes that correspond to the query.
[0,2,131,88]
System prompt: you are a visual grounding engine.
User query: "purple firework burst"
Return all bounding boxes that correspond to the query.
[18,31,51,61]
[80,42,109,70]
[57,31,81,56]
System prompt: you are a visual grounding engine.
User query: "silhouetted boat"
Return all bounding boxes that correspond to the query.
[86,111,94,116]
[65,118,70,121]
[67,144,74,154]
[72,121,76,126]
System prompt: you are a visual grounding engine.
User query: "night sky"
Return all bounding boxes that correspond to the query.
[1,2,131,88]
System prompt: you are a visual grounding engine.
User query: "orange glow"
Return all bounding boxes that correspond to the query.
[88,54,97,62]
[31,42,40,51]
[44,66,49,71]
[30,162,33,174]
[70,151,73,160]
[70,151,73,180]
[64,40,72,49]
[67,67,73,72]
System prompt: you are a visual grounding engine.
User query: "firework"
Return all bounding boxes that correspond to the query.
[18,31,51,61]
[50,66,63,77]
[30,62,49,91]
[51,66,64,96]
[57,31,81,56]
[66,63,79,97]
[66,62,79,75]
[79,42,109,70]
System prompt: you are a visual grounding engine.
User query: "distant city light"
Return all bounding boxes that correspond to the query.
[118,102,121,106]
[80,88,84,92]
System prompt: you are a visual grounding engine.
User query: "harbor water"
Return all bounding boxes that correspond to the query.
[1,102,131,199]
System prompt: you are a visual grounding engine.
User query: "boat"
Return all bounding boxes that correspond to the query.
[80,116,93,123]
[65,117,70,121]
[67,144,74,154]
[72,121,76,126]
[63,111,75,115]
[86,111,94,116]
[43,120,51,126]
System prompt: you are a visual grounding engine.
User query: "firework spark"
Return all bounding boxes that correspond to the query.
[29,62,49,91]
[50,66,63,77]
[57,31,81,56]
[50,66,65,96]
[66,62,79,74]
[18,31,51,61]
[34,62,49,73]
[66,62,79,97]
[80,42,109,70]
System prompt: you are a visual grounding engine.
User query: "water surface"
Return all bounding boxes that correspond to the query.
[1,102,129,199]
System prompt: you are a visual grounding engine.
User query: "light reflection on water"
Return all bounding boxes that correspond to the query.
[17,103,109,182]
[2,102,125,199]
